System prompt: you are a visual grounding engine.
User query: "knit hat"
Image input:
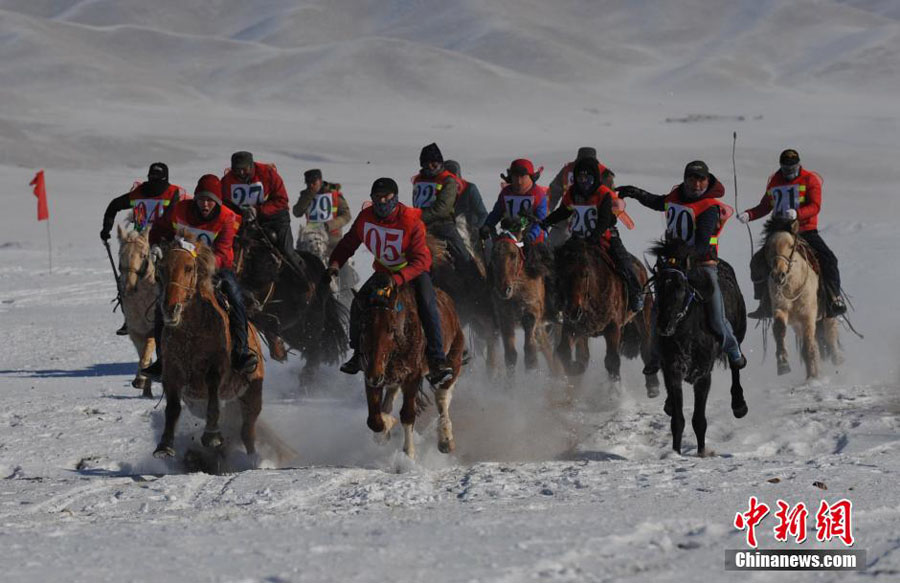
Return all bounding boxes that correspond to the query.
[194,174,222,205]
[370,177,399,196]
[779,149,800,165]
[683,160,710,179]
[148,162,169,182]
[419,143,443,167]
[231,151,254,170]
[576,147,597,161]
[508,158,535,177]
[304,169,322,184]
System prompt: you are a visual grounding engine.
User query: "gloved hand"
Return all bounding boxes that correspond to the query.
[479,225,493,240]
[782,208,798,221]
[100,229,111,241]
[737,212,750,224]
[616,185,640,199]
[539,219,551,232]
[322,264,340,285]
[150,245,163,263]
[241,205,257,222]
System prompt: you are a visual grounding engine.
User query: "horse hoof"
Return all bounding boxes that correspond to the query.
[646,384,659,399]
[777,362,791,376]
[153,444,175,458]
[201,432,224,449]
[732,402,749,419]
[438,438,455,454]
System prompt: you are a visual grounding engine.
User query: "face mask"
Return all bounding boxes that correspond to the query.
[576,174,595,194]
[373,196,398,219]
[781,164,800,180]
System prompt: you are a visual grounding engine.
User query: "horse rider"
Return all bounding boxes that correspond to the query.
[326,177,454,387]
[412,143,482,282]
[738,148,846,318]
[618,160,747,370]
[100,162,186,335]
[142,174,259,380]
[292,168,351,256]
[221,151,303,271]
[479,158,559,318]
[443,159,488,246]
[542,156,644,313]
[547,147,616,248]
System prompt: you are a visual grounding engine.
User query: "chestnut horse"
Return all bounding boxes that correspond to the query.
[362,272,465,459]
[762,220,842,378]
[116,225,156,397]
[554,237,659,396]
[489,229,560,375]
[154,237,265,462]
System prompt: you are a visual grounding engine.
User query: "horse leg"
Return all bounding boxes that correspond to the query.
[639,312,660,397]
[201,370,223,449]
[572,335,589,377]
[522,311,539,370]
[154,384,181,458]
[499,313,518,374]
[555,326,573,369]
[603,324,622,383]
[366,383,397,439]
[239,378,263,459]
[821,317,844,366]
[773,308,791,375]
[730,366,748,418]
[692,375,711,457]
[662,367,685,454]
[399,379,419,459]
[133,334,155,398]
[799,313,820,379]
[435,379,456,454]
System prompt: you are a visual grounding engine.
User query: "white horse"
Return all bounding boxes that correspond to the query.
[765,225,842,379]
[117,225,157,397]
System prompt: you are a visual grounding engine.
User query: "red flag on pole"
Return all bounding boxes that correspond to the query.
[30,170,49,221]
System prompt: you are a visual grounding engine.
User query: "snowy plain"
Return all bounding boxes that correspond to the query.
[1,1,900,581]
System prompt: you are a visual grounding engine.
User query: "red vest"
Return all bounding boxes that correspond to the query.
[762,168,823,232]
[562,185,614,240]
[354,204,429,273]
[128,182,185,231]
[168,201,241,269]
[412,169,462,209]
[220,162,289,216]
[662,186,733,255]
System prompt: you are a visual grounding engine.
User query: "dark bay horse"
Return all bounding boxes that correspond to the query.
[554,237,659,396]
[154,238,264,462]
[650,238,748,456]
[362,272,465,459]
[235,218,347,380]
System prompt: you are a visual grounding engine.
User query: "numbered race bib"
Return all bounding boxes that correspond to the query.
[769,184,804,215]
[307,192,335,223]
[412,182,438,208]
[131,198,169,231]
[504,195,534,218]
[363,223,406,269]
[174,224,218,248]
[230,182,265,207]
[665,203,696,244]
[569,205,598,236]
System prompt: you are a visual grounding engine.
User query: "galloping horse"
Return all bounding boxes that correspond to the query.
[762,219,842,378]
[154,237,265,462]
[362,272,465,459]
[554,237,659,396]
[650,238,748,456]
[489,224,560,375]
[235,218,347,380]
[116,225,156,397]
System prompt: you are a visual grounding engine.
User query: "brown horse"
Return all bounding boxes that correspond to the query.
[116,225,156,397]
[154,237,265,462]
[362,272,465,459]
[554,238,659,396]
[489,230,560,375]
[763,220,842,378]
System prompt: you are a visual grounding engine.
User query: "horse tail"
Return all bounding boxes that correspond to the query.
[621,320,642,359]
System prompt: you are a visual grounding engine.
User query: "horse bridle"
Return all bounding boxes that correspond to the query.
[121,253,150,280]
[658,267,703,324]
[769,233,810,301]
[163,246,199,302]
[492,235,524,294]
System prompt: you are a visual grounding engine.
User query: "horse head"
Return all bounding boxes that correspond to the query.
[362,271,406,388]
[555,238,599,324]
[651,238,700,337]
[762,219,800,288]
[160,236,216,328]
[491,233,525,300]
[117,225,153,294]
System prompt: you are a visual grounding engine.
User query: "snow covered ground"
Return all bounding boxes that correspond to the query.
[1,1,899,581]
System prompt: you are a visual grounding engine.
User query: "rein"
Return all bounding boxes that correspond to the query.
[164,247,199,301]
[659,267,703,323]
[769,234,810,302]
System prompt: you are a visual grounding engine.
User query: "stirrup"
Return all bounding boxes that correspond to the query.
[829,298,847,317]
[426,361,454,388]
[142,360,162,382]
[747,303,771,320]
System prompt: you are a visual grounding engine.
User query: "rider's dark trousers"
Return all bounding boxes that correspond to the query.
[606,230,641,301]
[349,272,446,362]
[259,210,302,268]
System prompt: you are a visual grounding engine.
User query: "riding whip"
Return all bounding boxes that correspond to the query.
[103,239,123,312]
[733,131,753,253]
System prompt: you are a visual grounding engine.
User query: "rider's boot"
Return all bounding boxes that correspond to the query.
[828,296,847,317]
[116,321,129,336]
[340,351,364,375]
[141,360,162,382]
[747,282,771,319]
[426,356,454,388]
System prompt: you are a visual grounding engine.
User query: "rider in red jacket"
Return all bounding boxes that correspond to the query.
[142,174,258,380]
[738,149,845,318]
[328,177,454,387]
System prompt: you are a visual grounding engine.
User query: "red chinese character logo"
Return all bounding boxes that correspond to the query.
[734,496,771,548]
[773,500,808,544]
[815,499,854,546]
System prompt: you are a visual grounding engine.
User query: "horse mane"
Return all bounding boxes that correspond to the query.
[649,237,696,263]
[426,233,450,264]
[170,234,217,295]
[760,217,798,246]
